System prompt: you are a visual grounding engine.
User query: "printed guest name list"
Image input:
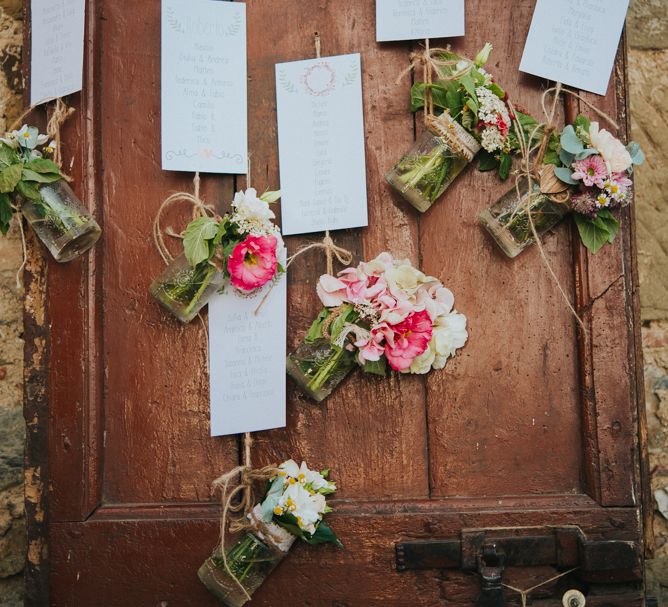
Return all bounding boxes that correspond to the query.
[161,0,247,173]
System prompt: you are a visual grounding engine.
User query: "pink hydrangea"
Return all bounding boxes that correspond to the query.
[227,234,278,291]
[571,155,608,188]
[382,310,433,372]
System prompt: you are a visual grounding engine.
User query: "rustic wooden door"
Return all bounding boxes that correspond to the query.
[24,1,650,605]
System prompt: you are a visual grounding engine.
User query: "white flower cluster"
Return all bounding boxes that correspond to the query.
[480,128,506,154]
[476,86,511,154]
[260,460,336,536]
[230,188,286,257]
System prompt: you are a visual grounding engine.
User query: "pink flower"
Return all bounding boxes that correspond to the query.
[612,172,633,189]
[227,234,278,291]
[383,310,433,372]
[317,274,348,307]
[495,115,510,138]
[355,329,385,365]
[571,155,608,188]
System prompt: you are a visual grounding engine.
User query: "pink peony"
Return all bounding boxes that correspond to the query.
[383,310,433,372]
[571,155,608,188]
[227,234,278,291]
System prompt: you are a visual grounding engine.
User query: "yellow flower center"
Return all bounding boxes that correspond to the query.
[273,506,283,515]
[23,132,30,139]
[288,477,296,485]
[597,195,608,207]
[278,471,286,477]
[298,473,305,481]
[610,184,618,193]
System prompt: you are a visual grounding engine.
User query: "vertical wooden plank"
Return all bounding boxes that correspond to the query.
[422,2,583,497]
[246,0,429,500]
[99,0,238,503]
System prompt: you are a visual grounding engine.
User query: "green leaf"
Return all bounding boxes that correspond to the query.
[559,148,575,167]
[489,82,505,99]
[498,153,512,181]
[182,216,218,266]
[16,180,41,201]
[574,148,598,161]
[212,216,229,246]
[305,308,330,343]
[597,209,619,243]
[260,190,281,203]
[573,114,591,132]
[574,213,612,254]
[560,125,584,155]
[478,150,499,172]
[444,80,464,117]
[0,163,23,194]
[543,149,561,166]
[309,521,344,548]
[0,192,13,235]
[554,166,578,185]
[362,358,387,376]
[21,168,62,184]
[410,83,450,113]
[0,144,18,167]
[459,74,477,99]
[329,304,354,340]
[25,157,61,175]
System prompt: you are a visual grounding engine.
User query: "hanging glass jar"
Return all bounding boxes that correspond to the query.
[149,253,225,323]
[478,179,571,258]
[19,179,101,262]
[198,509,295,607]
[286,333,357,403]
[386,112,481,213]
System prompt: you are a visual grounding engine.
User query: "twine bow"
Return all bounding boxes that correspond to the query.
[211,432,280,601]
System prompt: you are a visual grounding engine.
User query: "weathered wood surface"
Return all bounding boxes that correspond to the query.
[23,0,648,605]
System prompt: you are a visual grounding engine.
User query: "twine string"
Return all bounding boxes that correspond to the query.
[501,567,578,607]
[212,432,279,601]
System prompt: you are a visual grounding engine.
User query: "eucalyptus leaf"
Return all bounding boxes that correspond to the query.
[182,216,218,266]
[554,166,578,185]
[627,141,645,165]
[560,125,584,155]
[0,163,23,194]
[559,148,576,167]
[574,148,598,161]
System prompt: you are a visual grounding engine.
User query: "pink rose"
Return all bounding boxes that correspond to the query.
[227,234,278,291]
[383,310,433,372]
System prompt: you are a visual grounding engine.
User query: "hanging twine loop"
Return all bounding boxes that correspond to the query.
[501,567,579,607]
[211,432,280,601]
[509,82,621,336]
[151,171,215,265]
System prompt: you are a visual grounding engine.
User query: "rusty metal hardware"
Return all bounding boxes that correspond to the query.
[476,542,506,607]
[395,526,641,579]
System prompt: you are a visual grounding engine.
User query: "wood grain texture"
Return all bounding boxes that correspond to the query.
[23,0,650,604]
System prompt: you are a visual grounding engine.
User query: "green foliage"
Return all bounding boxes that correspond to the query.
[574,209,619,254]
[478,150,499,172]
[362,358,387,376]
[498,153,512,181]
[0,164,23,193]
[182,216,218,266]
[0,192,12,235]
[260,190,281,203]
[275,512,343,548]
[304,308,331,344]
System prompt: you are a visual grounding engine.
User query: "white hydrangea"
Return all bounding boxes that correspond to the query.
[476,86,510,125]
[480,126,506,153]
[230,188,276,234]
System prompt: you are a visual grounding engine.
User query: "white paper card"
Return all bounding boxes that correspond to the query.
[276,54,368,236]
[520,0,630,96]
[208,276,286,437]
[161,0,247,173]
[376,0,465,42]
[30,0,85,106]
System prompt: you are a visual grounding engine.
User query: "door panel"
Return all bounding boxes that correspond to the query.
[24,0,648,605]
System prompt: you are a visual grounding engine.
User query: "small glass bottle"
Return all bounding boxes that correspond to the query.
[20,179,101,262]
[198,509,295,607]
[386,112,481,213]
[286,336,357,403]
[478,181,570,258]
[149,254,225,323]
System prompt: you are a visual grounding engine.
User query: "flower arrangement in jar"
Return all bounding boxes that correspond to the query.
[198,460,341,607]
[387,43,541,213]
[479,114,645,257]
[149,188,285,323]
[0,124,101,262]
[287,252,468,402]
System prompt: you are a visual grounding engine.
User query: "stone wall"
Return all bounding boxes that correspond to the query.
[630,1,668,601]
[0,1,665,605]
[0,1,24,605]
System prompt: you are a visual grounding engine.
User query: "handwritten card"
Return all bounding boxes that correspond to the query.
[520,0,630,96]
[275,54,368,236]
[30,0,85,105]
[208,275,286,437]
[376,0,465,42]
[161,0,247,173]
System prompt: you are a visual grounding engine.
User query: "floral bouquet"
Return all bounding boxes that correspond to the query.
[387,43,541,213]
[479,114,644,257]
[0,125,101,262]
[287,253,468,402]
[149,188,285,323]
[198,460,341,607]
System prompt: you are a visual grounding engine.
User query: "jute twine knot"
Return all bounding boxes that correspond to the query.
[211,432,280,601]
